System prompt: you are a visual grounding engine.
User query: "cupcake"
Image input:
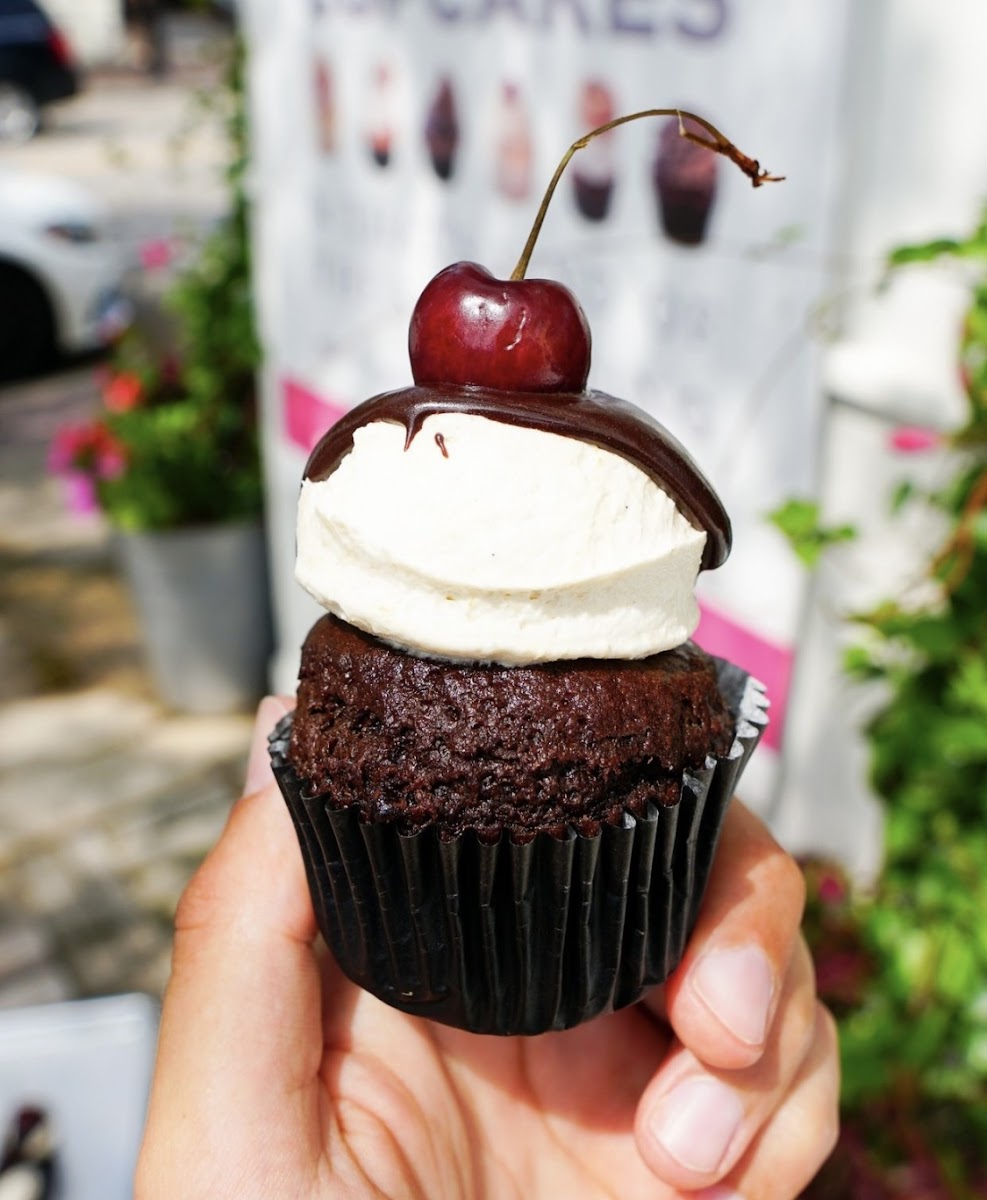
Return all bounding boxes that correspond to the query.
[313,55,336,155]
[425,77,459,182]
[367,62,394,168]
[653,114,719,245]
[572,79,616,222]
[270,261,767,1035]
[495,82,533,201]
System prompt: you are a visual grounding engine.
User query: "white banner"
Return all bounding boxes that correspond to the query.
[245,0,851,811]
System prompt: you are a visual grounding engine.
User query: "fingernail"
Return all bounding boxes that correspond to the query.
[244,695,291,794]
[695,1187,745,1200]
[692,945,775,1047]
[649,1077,744,1174]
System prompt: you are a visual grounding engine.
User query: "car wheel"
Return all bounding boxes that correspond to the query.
[0,83,41,144]
[0,264,56,381]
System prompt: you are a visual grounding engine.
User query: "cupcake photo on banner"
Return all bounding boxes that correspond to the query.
[366,62,396,168]
[495,82,533,202]
[312,55,336,155]
[424,77,460,181]
[652,113,719,246]
[571,79,616,222]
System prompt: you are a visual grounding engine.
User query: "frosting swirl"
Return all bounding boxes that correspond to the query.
[295,387,730,665]
[305,385,730,570]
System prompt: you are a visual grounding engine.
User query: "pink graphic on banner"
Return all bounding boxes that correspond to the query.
[889,424,941,454]
[694,601,792,752]
[282,377,349,452]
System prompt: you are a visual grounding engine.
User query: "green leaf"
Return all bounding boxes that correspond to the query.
[933,716,987,764]
[842,643,887,681]
[902,615,965,660]
[887,238,963,265]
[936,928,980,1004]
[948,654,987,716]
[888,236,987,266]
[890,479,917,513]
[767,498,856,568]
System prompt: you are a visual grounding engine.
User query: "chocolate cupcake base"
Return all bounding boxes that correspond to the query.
[656,183,715,246]
[269,658,767,1035]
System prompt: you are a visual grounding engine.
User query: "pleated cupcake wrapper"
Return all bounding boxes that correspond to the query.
[270,657,767,1035]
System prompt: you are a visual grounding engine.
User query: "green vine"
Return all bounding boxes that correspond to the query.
[786,210,987,1198]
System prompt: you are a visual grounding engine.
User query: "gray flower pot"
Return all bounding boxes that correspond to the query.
[116,519,273,714]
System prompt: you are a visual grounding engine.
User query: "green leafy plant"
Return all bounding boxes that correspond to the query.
[781,211,987,1198]
[51,39,261,532]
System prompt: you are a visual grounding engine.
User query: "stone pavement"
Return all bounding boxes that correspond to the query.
[0,14,257,1010]
[0,362,255,1011]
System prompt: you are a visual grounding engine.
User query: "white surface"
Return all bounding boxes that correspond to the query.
[829,0,987,388]
[0,994,158,1200]
[296,412,704,663]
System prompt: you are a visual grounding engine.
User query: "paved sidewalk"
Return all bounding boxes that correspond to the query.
[0,364,254,1010]
[0,24,259,1011]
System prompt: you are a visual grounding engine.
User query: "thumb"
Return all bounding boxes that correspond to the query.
[139,696,322,1186]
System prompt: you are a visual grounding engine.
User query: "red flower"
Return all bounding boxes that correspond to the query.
[94,426,127,479]
[103,372,144,413]
[814,948,871,1005]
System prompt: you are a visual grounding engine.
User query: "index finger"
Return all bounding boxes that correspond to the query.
[654,798,807,1070]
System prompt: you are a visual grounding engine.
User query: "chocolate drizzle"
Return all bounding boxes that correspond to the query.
[304,384,731,570]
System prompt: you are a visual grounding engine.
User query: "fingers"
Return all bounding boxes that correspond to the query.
[634,801,833,1194]
[718,1003,840,1200]
[166,696,318,1074]
[138,696,321,1187]
[658,799,807,1071]
[635,938,834,1194]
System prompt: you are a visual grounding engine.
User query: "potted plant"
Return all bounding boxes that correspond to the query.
[773,207,987,1197]
[49,41,272,714]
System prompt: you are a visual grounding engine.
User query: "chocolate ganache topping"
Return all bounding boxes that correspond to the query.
[304,385,731,571]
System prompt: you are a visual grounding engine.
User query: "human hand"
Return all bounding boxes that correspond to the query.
[136,696,838,1199]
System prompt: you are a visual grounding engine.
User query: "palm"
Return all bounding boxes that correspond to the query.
[138,783,837,1200]
[299,961,676,1199]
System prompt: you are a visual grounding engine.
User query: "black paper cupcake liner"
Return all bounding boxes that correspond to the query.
[269,657,767,1035]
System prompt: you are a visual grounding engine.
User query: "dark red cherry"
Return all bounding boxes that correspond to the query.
[408,261,591,393]
[407,114,780,396]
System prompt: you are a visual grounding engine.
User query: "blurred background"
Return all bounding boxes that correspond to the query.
[1,0,987,1195]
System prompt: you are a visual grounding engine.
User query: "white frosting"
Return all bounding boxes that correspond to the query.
[295,412,706,664]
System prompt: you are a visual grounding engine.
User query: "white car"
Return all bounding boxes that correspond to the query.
[0,166,130,378]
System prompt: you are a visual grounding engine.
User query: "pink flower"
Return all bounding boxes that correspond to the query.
[96,442,127,480]
[139,237,173,271]
[48,422,128,482]
[889,425,941,454]
[48,424,91,474]
[61,471,99,517]
[90,425,127,479]
[818,872,847,905]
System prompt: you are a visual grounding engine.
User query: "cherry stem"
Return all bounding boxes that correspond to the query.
[510,108,784,282]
